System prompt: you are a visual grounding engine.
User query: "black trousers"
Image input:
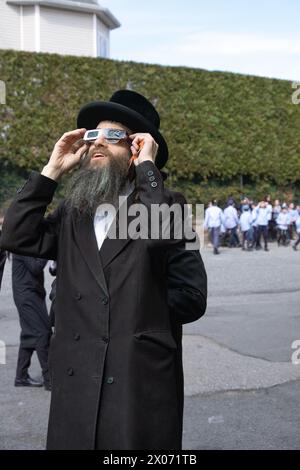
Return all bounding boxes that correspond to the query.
[256,225,268,248]
[16,335,51,385]
[294,234,300,247]
[228,226,240,247]
[242,230,251,248]
[278,229,288,245]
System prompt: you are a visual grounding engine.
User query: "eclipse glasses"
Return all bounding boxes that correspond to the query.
[83,128,129,144]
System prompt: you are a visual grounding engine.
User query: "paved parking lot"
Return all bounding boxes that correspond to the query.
[1,242,300,449]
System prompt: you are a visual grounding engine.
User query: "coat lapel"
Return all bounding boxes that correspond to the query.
[100,189,140,269]
[72,210,108,296]
[72,189,140,292]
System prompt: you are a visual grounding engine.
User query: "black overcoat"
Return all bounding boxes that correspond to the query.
[0,160,207,450]
[11,254,51,349]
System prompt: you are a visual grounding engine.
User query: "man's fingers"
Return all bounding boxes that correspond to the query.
[63,128,86,138]
[60,128,86,144]
[71,138,86,152]
[129,133,148,138]
[75,143,88,158]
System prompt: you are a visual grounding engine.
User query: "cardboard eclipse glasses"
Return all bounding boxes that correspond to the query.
[83,128,130,144]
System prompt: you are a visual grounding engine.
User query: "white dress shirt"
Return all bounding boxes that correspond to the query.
[204,206,224,229]
[223,206,239,229]
[239,211,253,232]
[276,212,291,230]
[296,215,300,233]
[255,206,271,226]
[93,180,135,250]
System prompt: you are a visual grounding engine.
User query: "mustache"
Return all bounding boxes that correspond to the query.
[65,150,132,217]
[80,146,113,165]
[90,148,111,158]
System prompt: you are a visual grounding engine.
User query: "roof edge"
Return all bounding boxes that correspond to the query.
[7,0,121,29]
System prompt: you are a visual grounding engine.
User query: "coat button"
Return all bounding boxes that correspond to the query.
[67,367,74,376]
[107,377,114,384]
[147,170,154,176]
[149,176,155,181]
[102,336,109,343]
[102,297,108,305]
[73,333,80,341]
[151,181,158,188]
[75,292,82,300]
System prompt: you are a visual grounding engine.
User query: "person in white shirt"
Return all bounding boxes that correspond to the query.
[239,205,253,250]
[204,200,224,254]
[273,200,281,220]
[269,198,281,241]
[251,203,258,248]
[293,206,300,250]
[265,195,273,242]
[276,205,291,246]
[254,201,271,251]
[288,202,298,241]
[223,199,240,247]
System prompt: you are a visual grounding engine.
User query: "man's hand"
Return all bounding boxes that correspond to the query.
[41,128,88,181]
[129,133,158,166]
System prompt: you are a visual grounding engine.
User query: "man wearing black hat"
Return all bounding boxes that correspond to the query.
[0,90,207,450]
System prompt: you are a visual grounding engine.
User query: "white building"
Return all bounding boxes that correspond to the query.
[0,0,120,58]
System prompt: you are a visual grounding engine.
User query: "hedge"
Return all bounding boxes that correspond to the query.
[0,49,299,208]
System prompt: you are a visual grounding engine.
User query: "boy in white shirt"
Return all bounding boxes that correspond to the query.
[277,205,291,246]
[239,205,253,251]
[293,206,300,251]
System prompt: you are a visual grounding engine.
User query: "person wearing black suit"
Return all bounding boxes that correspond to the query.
[12,254,52,390]
[0,90,207,450]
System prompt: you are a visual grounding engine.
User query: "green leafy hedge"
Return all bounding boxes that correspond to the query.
[0,49,299,208]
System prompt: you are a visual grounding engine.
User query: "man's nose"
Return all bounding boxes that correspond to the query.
[93,133,107,147]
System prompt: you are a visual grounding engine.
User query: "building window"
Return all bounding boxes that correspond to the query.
[97,32,108,58]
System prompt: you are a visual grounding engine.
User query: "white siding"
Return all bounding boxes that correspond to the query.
[96,16,109,57]
[0,0,20,50]
[40,6,93,57]
[23,5,35,51]
[0,1,113,58]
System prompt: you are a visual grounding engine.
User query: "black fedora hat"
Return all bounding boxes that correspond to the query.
[77,90,168,169]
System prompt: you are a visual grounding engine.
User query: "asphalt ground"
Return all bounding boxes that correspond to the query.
[0,242,299,450]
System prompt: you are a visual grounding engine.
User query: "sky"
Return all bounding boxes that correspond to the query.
[103,0,300,81]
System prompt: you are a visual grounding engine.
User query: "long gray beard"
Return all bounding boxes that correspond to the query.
[64,154,130,217]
